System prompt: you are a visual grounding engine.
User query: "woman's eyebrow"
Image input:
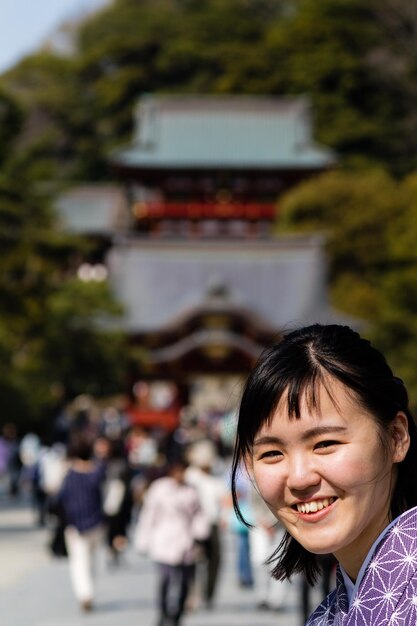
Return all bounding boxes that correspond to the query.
[253,435,283,448]
[301,425,347,441]
[253,426,347,448]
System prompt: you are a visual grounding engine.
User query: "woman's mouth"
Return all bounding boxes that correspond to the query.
[294,497,336,514]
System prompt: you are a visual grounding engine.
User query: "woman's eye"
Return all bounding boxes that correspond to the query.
[314,440,339,450]
[259,449,282,460]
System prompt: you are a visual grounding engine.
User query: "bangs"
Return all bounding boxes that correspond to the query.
[262,368,342,431]
[237,365,333,455]
[283,368,337,419]
[236,340,350,456]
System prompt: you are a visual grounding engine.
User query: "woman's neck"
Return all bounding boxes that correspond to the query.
[72,459,94,472]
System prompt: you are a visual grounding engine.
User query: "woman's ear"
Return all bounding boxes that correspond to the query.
[391,412,410,463]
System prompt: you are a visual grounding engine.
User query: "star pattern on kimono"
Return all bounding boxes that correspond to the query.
[305,507,417,625]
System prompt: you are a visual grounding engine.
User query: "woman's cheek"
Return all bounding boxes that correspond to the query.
[254,465,284,504]
[330,448,371,486]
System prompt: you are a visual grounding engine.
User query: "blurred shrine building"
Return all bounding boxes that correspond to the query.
[56,95,347,432]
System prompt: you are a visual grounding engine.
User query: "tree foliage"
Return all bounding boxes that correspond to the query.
[0,87,23,165]
[2,53,108,181]
[0,106,126,430]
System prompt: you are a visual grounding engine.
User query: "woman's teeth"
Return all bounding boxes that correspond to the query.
[296,497,335,514]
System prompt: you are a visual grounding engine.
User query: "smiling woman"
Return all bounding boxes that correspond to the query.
[231,324,417,625]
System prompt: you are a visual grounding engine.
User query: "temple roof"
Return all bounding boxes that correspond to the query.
[111,95,335,171]
[107,236,350,334]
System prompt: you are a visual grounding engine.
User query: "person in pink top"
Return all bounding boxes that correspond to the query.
[135,456,209,626]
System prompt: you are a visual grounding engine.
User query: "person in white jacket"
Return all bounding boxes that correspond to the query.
[185,439,226,608]
[135,456,209,626]
[250,487,291,611]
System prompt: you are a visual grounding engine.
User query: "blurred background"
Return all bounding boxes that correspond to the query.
[0,0,415,624]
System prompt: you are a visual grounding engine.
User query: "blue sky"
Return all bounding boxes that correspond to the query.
[0,0,109,73]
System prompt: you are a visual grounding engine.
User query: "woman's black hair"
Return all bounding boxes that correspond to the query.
[231,323,417,585]
[67,429,94,461]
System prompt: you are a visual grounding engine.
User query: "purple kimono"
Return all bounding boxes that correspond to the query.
[306,506,417,625]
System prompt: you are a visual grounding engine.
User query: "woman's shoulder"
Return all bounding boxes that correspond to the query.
[305,589,338,626]
[145,476,174,496]
[306,509,417,625]
[373,505,417,558]
[65,460,104,480]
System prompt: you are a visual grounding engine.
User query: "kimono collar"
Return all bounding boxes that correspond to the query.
[340,514,400,607]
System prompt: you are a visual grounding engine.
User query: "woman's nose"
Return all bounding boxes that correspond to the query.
[286,454,320,492]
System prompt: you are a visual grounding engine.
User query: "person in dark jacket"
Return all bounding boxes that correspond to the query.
[59,431,106,612]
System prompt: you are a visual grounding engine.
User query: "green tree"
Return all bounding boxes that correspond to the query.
[264,0,415,173]
[2,52,108,181]
[278,169,403,318]
[0,87,23,165]
[370,172,417,405]
[29,279,126,411]
[371,267,417,407]
[0,117,126,430]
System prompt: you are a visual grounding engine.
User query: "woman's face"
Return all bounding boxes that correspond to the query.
[250,378,409,579]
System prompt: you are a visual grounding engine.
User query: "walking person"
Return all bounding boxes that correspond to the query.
[231,323,417,624]
[185,439,226,608]
[58,432,106,612]
[229,467,254,589]
[135,456,209,626]
[250,488,291,612]
[39,441,69,557]
[101,437,133,566]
